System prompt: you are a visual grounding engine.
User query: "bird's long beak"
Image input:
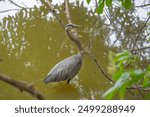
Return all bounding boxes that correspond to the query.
[73,24,83,28]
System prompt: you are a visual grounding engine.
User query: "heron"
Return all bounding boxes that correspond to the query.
[43,24,83,84]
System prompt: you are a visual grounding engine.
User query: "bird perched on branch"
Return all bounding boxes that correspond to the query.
[43,24,83,84]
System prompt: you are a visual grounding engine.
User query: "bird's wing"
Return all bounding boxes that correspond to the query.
[44,61,69,83]
[44,53,82,83]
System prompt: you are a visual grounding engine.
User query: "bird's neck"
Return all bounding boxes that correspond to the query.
[65,28,84,54]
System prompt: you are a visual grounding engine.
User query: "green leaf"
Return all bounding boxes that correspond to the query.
[96,0,104,14]
[122,0,132,9]
[143,77,150,88]
[143,67,150,87]
[102,86,117,99]
[146,65,150,71]
[115,56,129,65]
[114,50,129,63]
[115,72,130,87]
[106,0,113,7]
[128,69,144,85]
[130,69,144,79]
[86,0,91,4]
[119,84,127,99]
[103,72,130,99]
[112,70,123,81]
[115,50,129,57]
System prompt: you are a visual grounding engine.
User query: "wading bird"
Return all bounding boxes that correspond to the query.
[43,24,83,84]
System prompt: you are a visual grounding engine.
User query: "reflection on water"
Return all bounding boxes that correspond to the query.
[0,1,148,100]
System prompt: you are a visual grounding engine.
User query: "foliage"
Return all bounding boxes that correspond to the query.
[86,0,132,14]
[103,51,150,99]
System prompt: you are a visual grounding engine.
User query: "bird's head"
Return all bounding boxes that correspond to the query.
[65,23,82,30]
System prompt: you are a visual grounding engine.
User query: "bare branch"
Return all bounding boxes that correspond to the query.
[85,50,114,84]
[128,85,150,92]
[64,0,72,24]
[135,83,144,98]
[132,16,150,50]
[8,0,25,9]
[135,3,150,8]
[45,0,65,29]
[0,8,21,13]
[0,74,45,100]
[131,46,150,51]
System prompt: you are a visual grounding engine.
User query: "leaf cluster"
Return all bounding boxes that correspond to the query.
[86,0,132,14]
[103,51,150,99]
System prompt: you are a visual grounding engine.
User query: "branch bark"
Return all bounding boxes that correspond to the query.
[64,0,72,24]
[0,74,45,100]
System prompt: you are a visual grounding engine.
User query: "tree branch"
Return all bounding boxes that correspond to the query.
[8,0,25,9]
[64,0,72,24]
[130,46,150,51]
[85,50,114,84]
[0,9,21,13]
[128,85,150,92]
[132,16,150,50]
[135,83,144,98]
[44,0,65,29]
[135,3,150,8]
[0,74,45,100]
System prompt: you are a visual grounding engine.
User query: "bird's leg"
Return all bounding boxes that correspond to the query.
[67,79,71,84]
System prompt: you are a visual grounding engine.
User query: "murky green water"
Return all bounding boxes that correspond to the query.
[0,2,143,100]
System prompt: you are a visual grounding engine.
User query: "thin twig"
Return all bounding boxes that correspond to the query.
[128,85,150,92]
[104,9,124,47]
[64,0,72,24]
[8,0,25,9]
[21,2,29,8]
[0,74,45,100]
[85,50,114,84]
[130,46,150,51]
[45,0,65,29]
[0,9,21,13]
[135,83,144,98]
[87,29,94,50]
[132,16,150,50]
[135,3,150,8]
